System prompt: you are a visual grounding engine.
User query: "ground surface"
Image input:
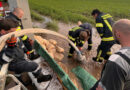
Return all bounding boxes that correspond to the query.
[42,22,121,80]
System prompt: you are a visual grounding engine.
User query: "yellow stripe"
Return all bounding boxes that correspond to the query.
[29,50,34,54]
[100,34,103,36]
[70,27,81,31]
[16,26,21,31]
[96,23,103,27]
[74,42,76,45]
[22,35,28,41]
[97,50,102,61]
[103,15,112,19]
[68,35,75,41]
[99,57,104,60]
[88,44,93,46]
[81,41,85,44]
[107,51,112,55]
[0,13,3,16]
[68,53,73,56]
[102,14,112,19]
[102,37,114,41]
[104,20,112,32]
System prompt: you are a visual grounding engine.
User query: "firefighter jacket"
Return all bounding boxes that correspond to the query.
[79,23,93,50]
[0,38,28,64]
[68,26,92,49]
[96,13,115,42]
[6,13,28,41]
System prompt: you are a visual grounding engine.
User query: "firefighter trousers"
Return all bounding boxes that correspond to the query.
[96,41,115,61]
[8,60,38,74]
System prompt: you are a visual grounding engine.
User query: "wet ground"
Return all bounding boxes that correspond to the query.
[33,18,121,80]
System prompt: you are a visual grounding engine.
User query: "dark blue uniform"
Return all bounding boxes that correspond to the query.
[68,23,93,57]
[94,13,115,62]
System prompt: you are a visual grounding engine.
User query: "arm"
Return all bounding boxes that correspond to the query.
[96,18,104,38]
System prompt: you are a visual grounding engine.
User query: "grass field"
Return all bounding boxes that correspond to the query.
[29,0,130,24]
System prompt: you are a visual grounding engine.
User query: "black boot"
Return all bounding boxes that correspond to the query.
[33,69,52,83]
[29,52,40,60]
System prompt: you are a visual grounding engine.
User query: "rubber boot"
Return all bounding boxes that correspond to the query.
[32,69,52,83]
[29,52,40,60]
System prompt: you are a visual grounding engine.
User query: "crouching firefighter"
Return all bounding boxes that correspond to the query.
[0,18,52,85]
[68,22,92,58]
[91,9,115,63]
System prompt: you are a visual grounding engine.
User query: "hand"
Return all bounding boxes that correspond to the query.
[6,34,17,47]
[28,38,34,46]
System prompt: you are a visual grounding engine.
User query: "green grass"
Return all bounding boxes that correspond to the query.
[29,0,130,24]
[31,10,44,22]
[45,21,59,32]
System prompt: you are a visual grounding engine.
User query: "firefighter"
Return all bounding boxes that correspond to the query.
[91,9,115,62]
[0,18,52,85]
[6,8,39,60]
[91,19,130,90]
[68,22,92,58]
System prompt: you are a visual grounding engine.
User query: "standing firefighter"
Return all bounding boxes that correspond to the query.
[91,19,130,90]
[0,18,52,85]
[91,9,115,62]
[68,22,92,58]
[6,8,39,60]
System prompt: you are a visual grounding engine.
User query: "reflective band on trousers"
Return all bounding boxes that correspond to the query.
[88,44,93,46]
[68,53,73,56]
[22,35,28,41]
[97,50,102,61]
[68,35,75,41]
[107,51,112,55]
[102,37,114,41]
[96,23,103,27]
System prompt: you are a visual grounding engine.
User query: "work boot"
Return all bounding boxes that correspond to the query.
[68,55,72,58]
[29,52,40,60]
[92,57,102,63]
[33,69,52,83]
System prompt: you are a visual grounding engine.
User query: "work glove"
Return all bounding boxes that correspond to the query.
[6,35,17,48]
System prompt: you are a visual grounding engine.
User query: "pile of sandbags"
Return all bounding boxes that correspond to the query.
[34,36,64,61]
